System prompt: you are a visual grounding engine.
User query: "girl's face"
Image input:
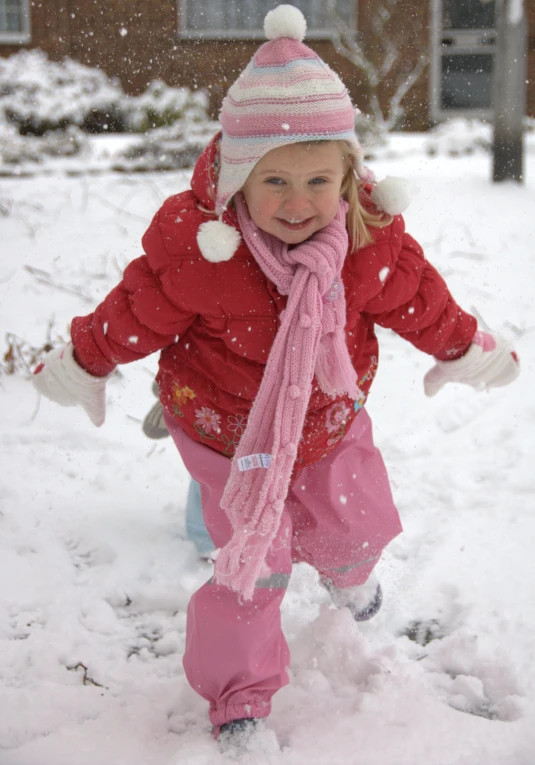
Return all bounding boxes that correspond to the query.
[242,142,347,245]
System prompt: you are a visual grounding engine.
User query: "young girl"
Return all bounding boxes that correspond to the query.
[33,4,519,742]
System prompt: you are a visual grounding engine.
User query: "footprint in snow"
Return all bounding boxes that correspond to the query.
[402,622,526,722]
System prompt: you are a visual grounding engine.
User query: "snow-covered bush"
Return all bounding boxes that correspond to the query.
[424,117,535,159]
[0,49,210,136]
[424,119,492,157]
[113,118,219,173]
[126,80,210,133]
[0,124,88,168]
[0,50,124,134]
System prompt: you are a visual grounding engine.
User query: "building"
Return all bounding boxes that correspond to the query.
[1,0,534,130]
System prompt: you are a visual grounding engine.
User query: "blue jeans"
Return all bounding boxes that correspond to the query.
[185,479,214,557]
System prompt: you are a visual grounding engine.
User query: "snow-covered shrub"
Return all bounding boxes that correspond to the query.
[425,119,492,157]
[0,50,125,135]
[127,80,210,133]
[0,124,88,168]
[0,49,210,136]
[113,118,218,173]
[425,117,534,158]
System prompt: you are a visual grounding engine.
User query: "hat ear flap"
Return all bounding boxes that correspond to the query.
[197,219,241,263]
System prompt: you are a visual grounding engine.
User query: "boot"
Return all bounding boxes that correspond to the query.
[142,381,169,439]
[217,718,258,749]
[323,572,383,622]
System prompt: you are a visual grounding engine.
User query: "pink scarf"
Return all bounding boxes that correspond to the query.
[214,195,364,600]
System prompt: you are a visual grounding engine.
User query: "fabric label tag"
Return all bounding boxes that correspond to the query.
[237,453,272,472]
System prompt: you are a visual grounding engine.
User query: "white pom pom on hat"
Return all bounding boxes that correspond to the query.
[264,4,307,41]
[370,177,411,216]
[197,219,241,263]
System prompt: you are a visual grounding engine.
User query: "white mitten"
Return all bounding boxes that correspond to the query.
[424,330,519,398]
[32,343,110,426]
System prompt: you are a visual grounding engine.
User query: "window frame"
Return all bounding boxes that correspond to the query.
[430,0,496,122]
[0,0,31,44]
[177,0,357,40]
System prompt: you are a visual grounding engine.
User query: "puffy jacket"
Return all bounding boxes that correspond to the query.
[71,134,476,468]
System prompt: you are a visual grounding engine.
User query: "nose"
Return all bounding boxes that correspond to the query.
[282,187,311,214]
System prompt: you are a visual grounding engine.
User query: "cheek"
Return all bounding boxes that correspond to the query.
[246,189,279,222]
[320,190,342,220]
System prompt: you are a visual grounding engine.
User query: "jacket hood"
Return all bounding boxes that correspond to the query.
[191,132,221,212]
[191,132,242,263]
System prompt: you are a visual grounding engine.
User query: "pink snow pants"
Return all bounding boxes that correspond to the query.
[164,409,402,728]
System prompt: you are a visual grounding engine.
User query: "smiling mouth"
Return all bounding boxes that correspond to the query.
[277,216,314,230]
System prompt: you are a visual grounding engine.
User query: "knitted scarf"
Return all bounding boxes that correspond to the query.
[214,195,364,600]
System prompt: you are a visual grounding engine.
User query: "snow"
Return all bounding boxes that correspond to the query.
[1,128,535,764]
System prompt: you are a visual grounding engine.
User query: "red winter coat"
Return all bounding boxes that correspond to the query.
[71,135,476,468]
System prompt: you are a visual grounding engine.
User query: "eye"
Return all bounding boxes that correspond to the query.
[265,177,285,186]
[310,177,328,186]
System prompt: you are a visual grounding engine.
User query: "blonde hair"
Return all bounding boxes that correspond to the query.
[338,141,391,252]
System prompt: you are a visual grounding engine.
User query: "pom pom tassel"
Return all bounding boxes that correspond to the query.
[370,176,411,216]
[197,218,241,263]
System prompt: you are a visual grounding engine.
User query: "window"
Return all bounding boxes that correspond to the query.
[0,0,30,43]
[178,0,356,39]
[442,0,495,31]
[430,0,496,121]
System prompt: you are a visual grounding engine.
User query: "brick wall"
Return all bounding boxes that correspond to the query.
[0,0,533,129]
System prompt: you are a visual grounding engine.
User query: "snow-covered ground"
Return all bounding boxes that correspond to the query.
[1,130,534,765]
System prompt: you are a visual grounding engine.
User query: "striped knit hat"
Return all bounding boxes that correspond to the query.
[215,4,367,215]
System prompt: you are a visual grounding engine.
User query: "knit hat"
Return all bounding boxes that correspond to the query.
[216,4,365,215]
[196,4,410,263]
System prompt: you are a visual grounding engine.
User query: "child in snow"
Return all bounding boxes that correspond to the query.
[33,4,519,742]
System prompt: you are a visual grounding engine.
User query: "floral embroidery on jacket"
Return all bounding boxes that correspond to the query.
[353,393,366,413]
[193,408,248,456]
[173,384,196,406]
[227,414,247,435]
[359,355,378,385]
[323,356,378,444]
[352,356,379,413]
[171,384,197,419]
[325,401,351,446]
[195,407,222,435]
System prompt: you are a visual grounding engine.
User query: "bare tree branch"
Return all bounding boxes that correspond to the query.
[385,53,429,132]
[326,0,428,142]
